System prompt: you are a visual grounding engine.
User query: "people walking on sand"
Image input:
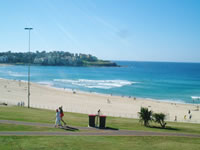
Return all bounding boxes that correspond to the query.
[59,106,67,126]
[55,109,61,128]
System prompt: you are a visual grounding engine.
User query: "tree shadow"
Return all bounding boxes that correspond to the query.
[149,126,179,131]
[0,103,7,106]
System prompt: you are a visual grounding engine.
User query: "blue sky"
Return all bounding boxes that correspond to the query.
[0,0,200,62]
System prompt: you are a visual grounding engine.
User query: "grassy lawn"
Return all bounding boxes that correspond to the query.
[0,106,200,134]
[0,123,64,132]
[0,136,200,150]
[106,116,200,134]
[0,106,200,150]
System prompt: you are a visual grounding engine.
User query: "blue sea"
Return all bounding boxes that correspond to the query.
[0,61,200,104]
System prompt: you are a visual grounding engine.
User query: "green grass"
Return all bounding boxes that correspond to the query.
[0,123,63,132]
[0,106,200,134]
[0,106,88,126]
[0,136,200,150]
[0,106,200,150]
[106,116,200,134]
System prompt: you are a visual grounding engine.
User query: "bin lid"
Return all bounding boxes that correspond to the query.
[100,115,106,117]
[88,114,96,116]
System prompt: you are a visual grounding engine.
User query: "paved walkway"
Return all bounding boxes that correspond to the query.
[0,120,200,137]
[0,120,90,130]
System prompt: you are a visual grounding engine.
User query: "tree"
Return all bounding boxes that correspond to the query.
[0,51,117,67]
[138,107,153,127]
[153,113,167,128]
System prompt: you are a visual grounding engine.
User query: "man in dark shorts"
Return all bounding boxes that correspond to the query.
[59,106,67,126]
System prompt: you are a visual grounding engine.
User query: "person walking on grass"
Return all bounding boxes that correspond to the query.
[59,106,67,126]
[55,109,61,128]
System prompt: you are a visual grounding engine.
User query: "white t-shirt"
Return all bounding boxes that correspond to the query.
[56,111,61,120]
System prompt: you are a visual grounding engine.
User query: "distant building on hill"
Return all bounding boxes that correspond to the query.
[0,56,8,63]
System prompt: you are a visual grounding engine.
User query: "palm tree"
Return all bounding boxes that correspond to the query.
[138,107,153,127]
[153,113,167,128]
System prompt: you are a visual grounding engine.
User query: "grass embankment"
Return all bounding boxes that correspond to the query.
[0,106,200,150]
[0,136,200,150]
[0,106,200,134]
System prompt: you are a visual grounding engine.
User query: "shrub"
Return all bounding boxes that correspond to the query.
[138,107,153,127]
[153,113,167,128]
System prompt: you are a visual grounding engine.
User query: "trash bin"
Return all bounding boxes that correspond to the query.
[99,115,106,128]
[88,114,96,127]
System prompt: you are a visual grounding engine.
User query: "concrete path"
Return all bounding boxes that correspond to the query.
[0,131,200,137]
[0,120,200,137]
[0,120,90,130]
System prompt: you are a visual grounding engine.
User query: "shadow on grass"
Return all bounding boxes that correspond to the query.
[104,126,119,130]
[61,126,79,131]
[97,126,119,130]
[88,126,119,130]
[149,126,179,131]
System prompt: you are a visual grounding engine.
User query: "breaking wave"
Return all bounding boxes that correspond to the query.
[53,79,136,89]
[7,71,27,77]
[37,81,54,86]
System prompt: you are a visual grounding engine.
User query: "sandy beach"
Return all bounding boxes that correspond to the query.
[0,78,199,123]
[0,64,13,66]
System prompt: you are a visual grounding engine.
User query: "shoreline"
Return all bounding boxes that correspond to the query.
[0,63,13,66]
[0,78,200,123]
[11,78,195,105]
[0,64,199,105]
[0,77,198,107]
[36,81,198,105]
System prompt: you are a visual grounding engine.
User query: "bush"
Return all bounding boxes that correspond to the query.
[153,113,167,128]
[138,107,153,127]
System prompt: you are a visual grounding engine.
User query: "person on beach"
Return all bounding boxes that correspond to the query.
[174,115,177,121]
[189,114,192,120]
[55,109,61,127]
[59,106,67,126]
[188,110,191,114]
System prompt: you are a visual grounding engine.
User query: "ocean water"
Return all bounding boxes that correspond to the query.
[0,61,200,104]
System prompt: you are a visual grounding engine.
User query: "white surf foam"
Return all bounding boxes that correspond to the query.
[53,79,136,89]
[37,81,54,86]
[191,96,200,100]
[7,71,27,77]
